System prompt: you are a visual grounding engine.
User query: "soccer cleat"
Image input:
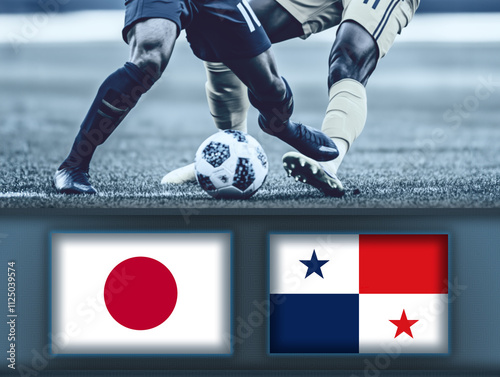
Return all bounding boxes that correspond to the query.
[248,77,338,162]
[259,117,339,162]
[282,151,345,198]
[161,163,197,184]
[53,167,97,194]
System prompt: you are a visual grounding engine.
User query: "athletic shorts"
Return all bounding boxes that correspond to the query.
[275,0,419,58]
[123,0,272,62]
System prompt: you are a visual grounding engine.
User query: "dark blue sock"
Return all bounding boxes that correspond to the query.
[60,62,156,171]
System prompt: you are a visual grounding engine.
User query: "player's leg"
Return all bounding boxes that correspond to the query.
[282,20,375,196]
[198,0,304,126]
[201,0,304,128]
[318,20,376,173]
[54,18,178,194]
[284,0,419,196]
[224,50,339,162]
[282,22,381,197]
[202,0,303,131]
[161,60,250,184]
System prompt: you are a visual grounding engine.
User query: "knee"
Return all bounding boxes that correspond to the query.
[328,21,379,88]
[131,39,170,80]
[128,20,177,80]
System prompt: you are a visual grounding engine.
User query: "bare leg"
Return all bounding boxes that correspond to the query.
[328,21,378,88]
[224,51,285,103]
[128,18,178,79]
[224,49,339,162]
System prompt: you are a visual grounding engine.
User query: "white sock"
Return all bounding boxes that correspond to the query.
[322,138,348,175]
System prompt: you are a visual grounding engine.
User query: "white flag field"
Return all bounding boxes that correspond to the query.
[50,232,231,354]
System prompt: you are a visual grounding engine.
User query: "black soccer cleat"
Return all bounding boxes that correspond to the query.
[53,167,97,195]
[248,77,338,162]
[282,152,345,198]
[259,116,339,162]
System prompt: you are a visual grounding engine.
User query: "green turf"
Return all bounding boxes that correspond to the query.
[1,41,499,208]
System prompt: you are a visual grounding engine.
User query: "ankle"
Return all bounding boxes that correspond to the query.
[323,138,348,174]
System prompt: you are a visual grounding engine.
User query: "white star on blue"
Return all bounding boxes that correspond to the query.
[300,250,329,278]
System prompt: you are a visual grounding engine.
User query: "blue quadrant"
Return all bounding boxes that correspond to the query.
[270,294,359,353]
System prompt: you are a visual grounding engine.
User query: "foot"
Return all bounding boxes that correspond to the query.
[260,117,339,161]
[161,163,197,184]
[282,151,345,197]
[53,167,97,194]
[248,77,338,162]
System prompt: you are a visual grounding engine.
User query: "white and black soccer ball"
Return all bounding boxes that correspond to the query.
[195,130,268,199]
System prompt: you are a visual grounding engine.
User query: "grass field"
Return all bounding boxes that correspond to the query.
[1,35,499,208]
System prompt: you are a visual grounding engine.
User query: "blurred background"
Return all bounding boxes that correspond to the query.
[2,0,500,13]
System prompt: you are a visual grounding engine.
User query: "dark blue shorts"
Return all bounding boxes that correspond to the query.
[123,0,272,62]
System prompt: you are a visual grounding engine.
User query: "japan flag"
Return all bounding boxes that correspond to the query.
[50,232,231,355]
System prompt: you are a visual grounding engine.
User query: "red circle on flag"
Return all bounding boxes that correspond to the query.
[104,257,177,330]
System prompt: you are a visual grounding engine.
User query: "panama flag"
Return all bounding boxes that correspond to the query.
[51,232,231,355]
[270,234,448,354]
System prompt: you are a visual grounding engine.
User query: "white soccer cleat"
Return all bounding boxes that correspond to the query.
[282,151,345,198]
[161,163,197,185]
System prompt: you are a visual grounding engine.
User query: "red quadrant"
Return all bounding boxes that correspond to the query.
[359,235,448,294]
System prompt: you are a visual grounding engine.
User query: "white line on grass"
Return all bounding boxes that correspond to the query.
[0,192,49,198]
[0,192,190,199]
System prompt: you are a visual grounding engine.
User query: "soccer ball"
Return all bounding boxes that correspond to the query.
[195,130,268,199]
